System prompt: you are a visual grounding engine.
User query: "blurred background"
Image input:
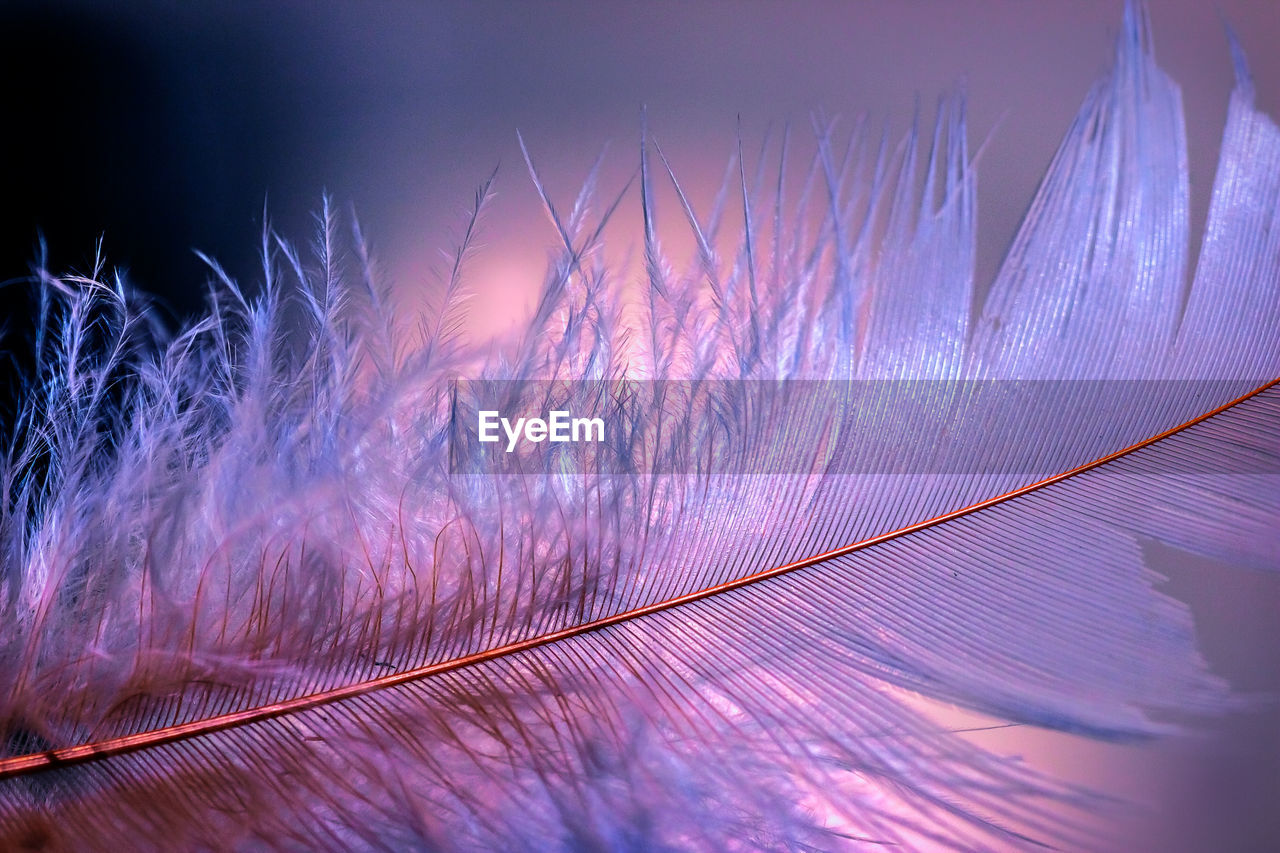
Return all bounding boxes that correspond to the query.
[2,1,1277,849]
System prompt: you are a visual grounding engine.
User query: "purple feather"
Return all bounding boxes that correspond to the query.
[0,2,1276,850]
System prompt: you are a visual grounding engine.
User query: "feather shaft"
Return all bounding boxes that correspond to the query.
[2,376,1272,784]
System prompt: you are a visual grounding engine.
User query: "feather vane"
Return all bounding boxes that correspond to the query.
[0,4,1277,850]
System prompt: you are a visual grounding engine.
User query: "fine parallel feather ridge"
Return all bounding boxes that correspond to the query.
[973,5,1190,380]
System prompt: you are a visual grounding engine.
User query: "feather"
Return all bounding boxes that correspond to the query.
[1,2,1277,850]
